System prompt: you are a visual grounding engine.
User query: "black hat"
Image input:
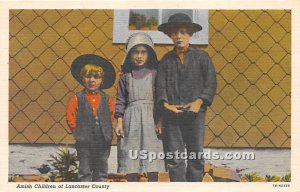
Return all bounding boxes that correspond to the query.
[158,13,202,34]
[71,54,116,89]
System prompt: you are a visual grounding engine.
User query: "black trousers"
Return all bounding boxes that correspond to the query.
[75,137,111,182]
[162,111,206,182]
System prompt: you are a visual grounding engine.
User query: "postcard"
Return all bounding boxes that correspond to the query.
[0,0,299,192]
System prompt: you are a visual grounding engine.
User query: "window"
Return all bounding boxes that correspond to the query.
[113,9,208,44]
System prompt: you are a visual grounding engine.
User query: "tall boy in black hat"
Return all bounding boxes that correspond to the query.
[156,13,217,182]
[66,54,116,182]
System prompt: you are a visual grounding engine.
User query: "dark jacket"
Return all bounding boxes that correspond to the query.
[75,91,112,143]
[156,47,217,111]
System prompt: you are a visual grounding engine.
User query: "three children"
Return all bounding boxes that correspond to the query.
[66,16,214,181]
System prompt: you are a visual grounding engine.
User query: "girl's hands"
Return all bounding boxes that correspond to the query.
[155,120,163,139]
[115,118,124,138]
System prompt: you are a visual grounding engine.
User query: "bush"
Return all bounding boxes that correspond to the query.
[240,172,291,182]
[265,174,282,182]
[241,172,265,182]
[50,144,78,181]
[281,172,291,182]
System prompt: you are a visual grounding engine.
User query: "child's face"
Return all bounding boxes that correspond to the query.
[130,45,148,67]
[170,26,191,50]
[82,72,103,92]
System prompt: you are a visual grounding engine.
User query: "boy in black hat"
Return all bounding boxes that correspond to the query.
[66,54,116,182]
[156,13,217,182]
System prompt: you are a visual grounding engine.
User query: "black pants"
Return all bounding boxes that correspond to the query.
[76,139,111,182]
[163,111,206,182]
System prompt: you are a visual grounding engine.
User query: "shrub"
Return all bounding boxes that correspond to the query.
[50,144,78,181]
[281,172,291,182]
[265,174,282,182]
[241,172,291,182]
[241,172,265,182]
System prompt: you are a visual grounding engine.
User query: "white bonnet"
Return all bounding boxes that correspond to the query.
[126,32,154,53]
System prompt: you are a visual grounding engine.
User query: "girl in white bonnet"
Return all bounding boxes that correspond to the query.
[114,32,165,181]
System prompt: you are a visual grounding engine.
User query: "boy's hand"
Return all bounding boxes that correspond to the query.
[184,99,203,113]
[163,102,183,113]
